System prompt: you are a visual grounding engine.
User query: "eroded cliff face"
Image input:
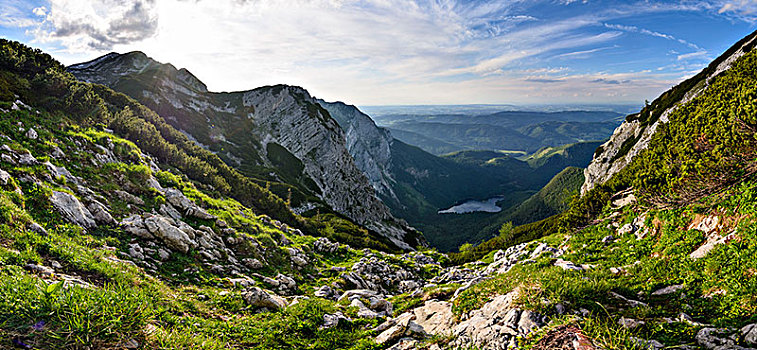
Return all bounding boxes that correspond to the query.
[316,100,398,202]
[69,53,419,250]
[581,31,757,195]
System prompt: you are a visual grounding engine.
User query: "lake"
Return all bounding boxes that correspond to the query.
[438,196,505,214]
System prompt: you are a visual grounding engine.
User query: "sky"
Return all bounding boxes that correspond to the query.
[1,0,756,106]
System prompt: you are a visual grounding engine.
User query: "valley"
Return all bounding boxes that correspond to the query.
[1,7,757,350]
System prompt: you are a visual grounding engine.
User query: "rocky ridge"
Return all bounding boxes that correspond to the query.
[581,30,757,195]
[68,52,419,250]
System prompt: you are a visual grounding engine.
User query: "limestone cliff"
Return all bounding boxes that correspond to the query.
[69,52,419,250]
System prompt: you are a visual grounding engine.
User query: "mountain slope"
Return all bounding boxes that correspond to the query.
[318,100,601,251]
[4,33,757,350]
[68,52,419,250]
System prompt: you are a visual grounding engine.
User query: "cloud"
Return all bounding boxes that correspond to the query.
[526,78,563,83]
[603,23,703,51]
[591,78,630,84]
[719,0,757,16]
[677,50,709,61]
[32,0,158,50]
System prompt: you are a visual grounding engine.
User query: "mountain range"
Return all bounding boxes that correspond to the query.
[2,28,757,350]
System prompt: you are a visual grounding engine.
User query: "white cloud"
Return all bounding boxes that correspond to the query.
[31,0,158,50]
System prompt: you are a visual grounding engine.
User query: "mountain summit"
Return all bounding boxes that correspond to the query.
[69,52,421,250]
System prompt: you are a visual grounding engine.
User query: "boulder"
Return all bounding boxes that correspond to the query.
[87,201,116,225]
[50,191,96,229]
[651,284,684,296]
[25,128,37,140]
[412,300,455,335]
[321,312,351,329]
[164,188,215,220]
[242,287,287,310]
[0,169,10,185]
[144,215,195,253]
[114,190,144,206]
[742,324,757,345]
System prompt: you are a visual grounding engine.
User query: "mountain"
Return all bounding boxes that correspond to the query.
[319,99,601,250]
[375,110,622,155]
[4,31,757,350]
[68,52,419,250]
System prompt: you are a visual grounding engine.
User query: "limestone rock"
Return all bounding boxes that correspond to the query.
[164,188,215,220]
[87,200,116,225]
[50,191,96,229]
[742,324,757,345]
[242,287,287,310]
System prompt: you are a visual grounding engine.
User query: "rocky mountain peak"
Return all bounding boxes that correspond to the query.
[68,54,421,250]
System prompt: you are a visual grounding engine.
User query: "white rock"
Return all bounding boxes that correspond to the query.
[50,191,97,229]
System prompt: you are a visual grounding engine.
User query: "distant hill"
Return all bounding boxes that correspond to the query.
[379,111,621,155]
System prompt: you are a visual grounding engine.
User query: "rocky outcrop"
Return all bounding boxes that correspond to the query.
[581,31,757,195]
[317,100,397,201]
[69,53,420,250]
[242,287,288,310]
[50,191,97,229]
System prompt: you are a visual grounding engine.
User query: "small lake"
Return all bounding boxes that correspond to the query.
[438,196,505,214]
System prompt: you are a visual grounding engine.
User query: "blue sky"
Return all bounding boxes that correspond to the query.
[1,0,756,105]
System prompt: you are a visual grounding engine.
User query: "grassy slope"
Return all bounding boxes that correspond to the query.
[451,29,757,263]
[0,40,452,349]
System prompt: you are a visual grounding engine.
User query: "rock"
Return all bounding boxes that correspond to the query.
[387,338,419,350]
[242,287,287,310]
[652,284,684,296]
[631,337,665,350]
[144,215,196,253]
[24,263,54,276]
[50,191,97,229]
[314,285,333,299]
[121,215,154,239]
[412,300,455,335]
[0,169,10,185]
[617,223,637,235]
[18,152,38,165]
[114,190,145,206]
[689,215,721,234]
[696,328,737,350]
[27,222,48,235]
[159,204,183,221]
[690,231,737,259]
[338,289,379,301]
[321,312,351,329]
[555,259,584,271]
[742,324,757,345]
[287,248,308,266]
[243,258,263,269]
[313,237,339,253]
[51,146,65,159]
[127,243,145,260]
[276,274,297,290]
[618,317,645,329]
[87,201,116,225]
[25,128,37,140]
[376,312,415,345]
[157,248,171,261]
[601,235,615,244]
[398,280,420,294]
[50,260,63,270]
[609,291,648,308]
[164,188,215,220]
[146,176,164,194]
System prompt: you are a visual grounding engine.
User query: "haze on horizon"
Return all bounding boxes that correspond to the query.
[1,0,757,106]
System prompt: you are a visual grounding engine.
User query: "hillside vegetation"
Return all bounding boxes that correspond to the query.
[2,29,757,350]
